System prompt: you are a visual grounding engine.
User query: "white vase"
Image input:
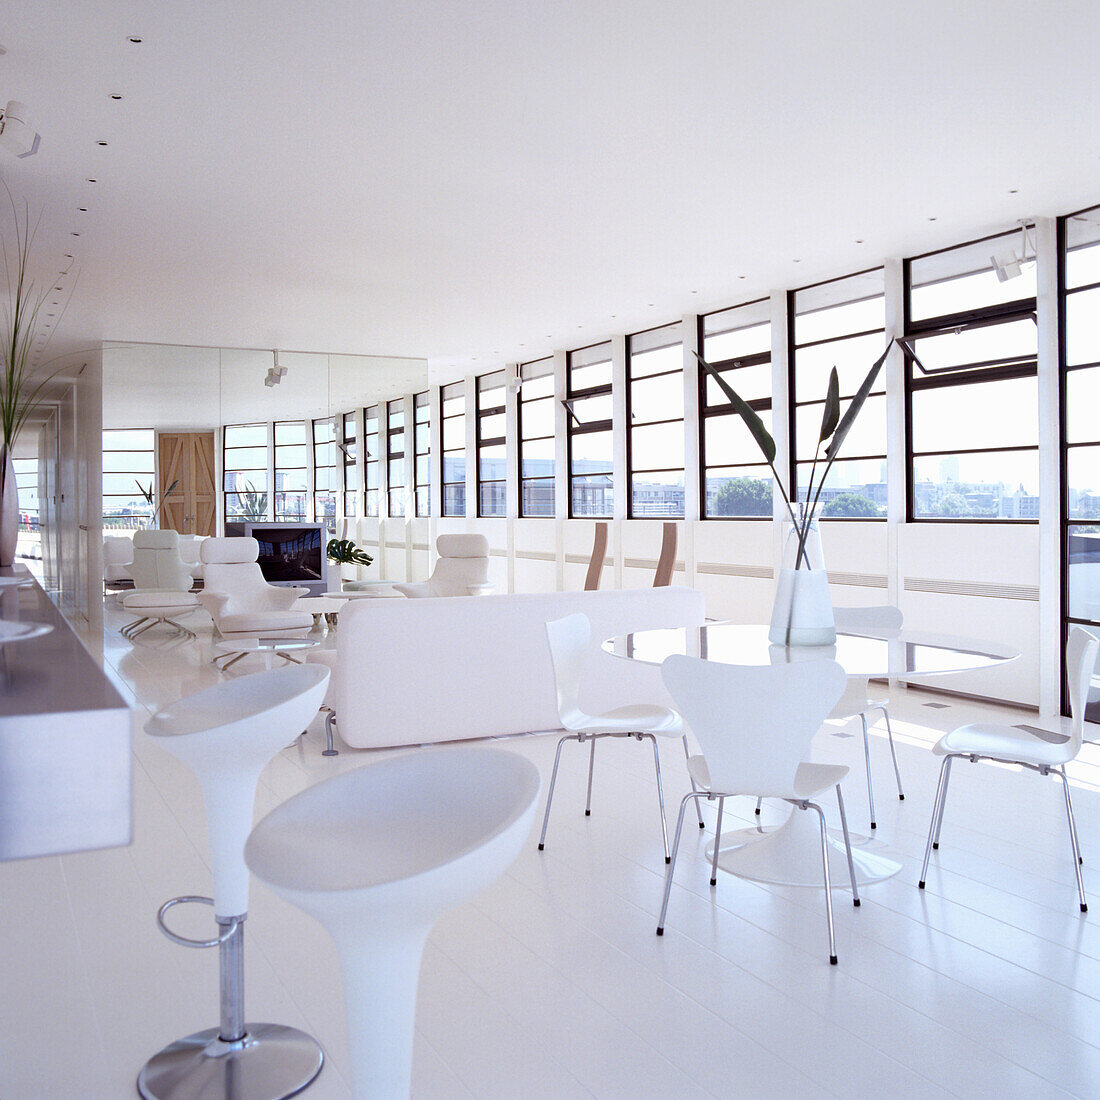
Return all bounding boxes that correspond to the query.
[0,452,17,569]
[768,511,835,647]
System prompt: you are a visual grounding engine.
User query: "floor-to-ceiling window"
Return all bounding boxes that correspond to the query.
[627,322,683,517]
[566,341,613,517]
[904,230,1037,520]
[312,418,337,531]
[274,421,307,521]
[413,392,430,517]
[223,424,269,522]
[1061,206,1100,715]
[341,412,358,522]
[700,300,773,517]
[477,371,506,517]
[363,405,380,517]
[102,428,156,535]
[790,269,887,517]
[387,399,406,518]
[518,357,555,517]
[13,455,40,565]
[441,382,466,516]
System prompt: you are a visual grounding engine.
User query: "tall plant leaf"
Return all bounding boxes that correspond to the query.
[824,341,892,460]
[695,351,776,464]
[819,367,840,442]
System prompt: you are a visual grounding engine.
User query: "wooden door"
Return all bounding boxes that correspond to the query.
[158,432,217,535]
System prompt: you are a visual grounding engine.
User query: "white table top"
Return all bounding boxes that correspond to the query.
[324,585,404,599]
[297,596,347,611]
[215,636,321,654]
[602,622,1019,678]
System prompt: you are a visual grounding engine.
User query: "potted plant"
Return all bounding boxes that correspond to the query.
[326,537,374,591]
[135,478,180,530]
[0,195,69,567]
[696,340,892,645]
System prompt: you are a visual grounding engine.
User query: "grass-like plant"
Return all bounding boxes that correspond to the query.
[695,340,892,568]
[135,478,180,529]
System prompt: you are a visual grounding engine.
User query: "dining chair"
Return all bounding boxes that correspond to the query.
[660,653,857,964]
[755,603,905,830]
[919,626,1099,912]
[583,522,609,591]
[539,612,685,863]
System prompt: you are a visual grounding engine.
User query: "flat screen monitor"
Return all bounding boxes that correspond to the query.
[225,521,329,596]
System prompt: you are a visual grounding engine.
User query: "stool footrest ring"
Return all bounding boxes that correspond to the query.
[156,896,241,949]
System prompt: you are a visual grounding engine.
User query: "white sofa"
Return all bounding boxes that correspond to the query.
[313,585,705,749]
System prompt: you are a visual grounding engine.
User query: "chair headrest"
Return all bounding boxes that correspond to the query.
[201,536,259,564]
[436,533,489,559]
[133,530,180,550]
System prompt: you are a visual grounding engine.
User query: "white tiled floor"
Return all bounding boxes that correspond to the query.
[3,598,1099,1097]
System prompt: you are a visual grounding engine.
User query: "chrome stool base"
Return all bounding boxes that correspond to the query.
[137,1022,323,1100]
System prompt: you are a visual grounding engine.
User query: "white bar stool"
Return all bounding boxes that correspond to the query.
[245,746,541,1100]
[137,664,330,1100]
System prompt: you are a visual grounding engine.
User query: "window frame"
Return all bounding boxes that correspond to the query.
[788,268,888,522]
[341,411,358,520]
[903,230,1038,524]
[362,404,380,517]
[102,427,156,532]
[223,422,270,523]
[698,299,773,520]
[626,321,684,519]
[311,417,337,530]
[517,357,556,518]
[476,371,507,518]
[566,340,614,519]
[441,381,466,517]
[386,398,406,518]
[273,419,308,522]
[413,391,431,518]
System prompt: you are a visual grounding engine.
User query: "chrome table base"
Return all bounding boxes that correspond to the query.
[136,1023,323,1100]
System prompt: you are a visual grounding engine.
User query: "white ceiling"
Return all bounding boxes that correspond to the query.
[5,1,1100,385]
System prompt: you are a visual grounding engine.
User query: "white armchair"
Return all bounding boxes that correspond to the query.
[103,536,133,590]
[119,530,200,641]
[394,534,493,598]
[197,536,313,639]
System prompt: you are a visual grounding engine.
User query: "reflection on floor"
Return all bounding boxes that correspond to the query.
[2,595,1100,1097]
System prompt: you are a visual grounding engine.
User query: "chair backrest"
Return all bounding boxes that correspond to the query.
[653,522,677,587]
[426,533,490,596]
[200,536,271,612]
[662,654,846,797]
[103,536,133,581]
[584,522,608,591]
[833,604,903,636]
[126,530,192,591]
[1067,626,1100,756]
[544,613,591,728]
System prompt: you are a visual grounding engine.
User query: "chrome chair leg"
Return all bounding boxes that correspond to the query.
[880,705,905,800]
[585,735,596,817]
[322,708,339,757]
[806,801,838,964]
[710,797,725,886]
[835,785,859,906]
[644,734,671,863]
[755,797,762,816]
[538,733,574,851]
[861,713,877,829]
[919,754,954,889]
[129,618,158,640]
[657,791,707,935]
[683,733,705,829]
[1058,767,1088,912]
[932,755,953,849]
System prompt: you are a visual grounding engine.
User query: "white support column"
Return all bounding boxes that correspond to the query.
[553,350,567,590]
[1036,216,1062,716]
[266,421,276,522]
[464,374,477,526]
[884,258,906,611]
[770,292,790,566]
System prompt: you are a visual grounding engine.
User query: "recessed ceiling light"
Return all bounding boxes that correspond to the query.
[1008,188,1018,194]
[71,231,80,236]
[85,177,97,183]
[928,216,937,221]
[96,141,108,147]
[690,290,698,294]
[64,253,73,259]
[54,285,62,290]
[127,35,143,44]
[793,258,801,263]
[739,275,745,279]
[77,207,87,212]
[856,239,864,244]
[109,93,123,101]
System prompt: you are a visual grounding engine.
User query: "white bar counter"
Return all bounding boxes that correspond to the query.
[0,569,131,860]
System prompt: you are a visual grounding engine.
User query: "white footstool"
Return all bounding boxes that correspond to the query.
[121,590,201,640]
